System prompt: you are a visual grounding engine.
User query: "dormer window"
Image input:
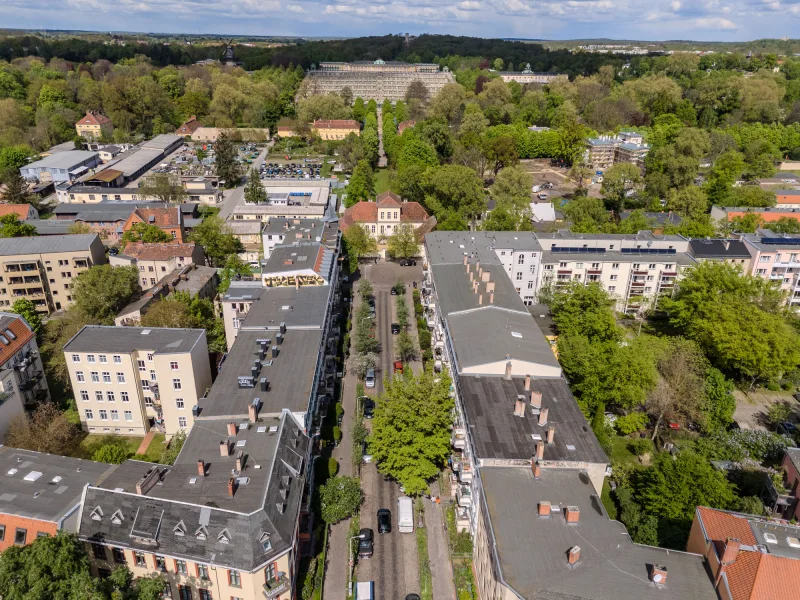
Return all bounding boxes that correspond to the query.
[173,520,186,536]
[90,507,103,521]
[217,528,231,544]
[259,531,272,552]
[111,510,124,525]
[195,525,208,540]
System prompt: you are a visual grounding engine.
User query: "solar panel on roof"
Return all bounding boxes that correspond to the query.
[620,248,676,255]
[761,237,800,245]
[551,246,607,254]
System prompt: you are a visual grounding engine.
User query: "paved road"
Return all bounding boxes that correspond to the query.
[218,147,269,220]
[377,106,387,168]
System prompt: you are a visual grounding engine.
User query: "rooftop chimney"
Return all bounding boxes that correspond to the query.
[235,451,244,472]
[648,564,668,585]
[481,270,490,283]
[219,440,230,457]
[531,390,542,408]
[565,506,580,524]
[248,402,259,423]
[524,374,531,391]
[715,538,741,588]
[227,422,237,436]
[280,322,286,334]
[538,407,549,426]
[295,277,299,290]
[197,460,205,477]
[469,270,474,282]
[532,460,541,479]
[489,291,494,304]
[514,395,526,417]
[473,281,478,294]
[538,501,551,518]
[485,280,495,293]
[476,260,480,272]
[135,467,160,496]
[568,546,581,566]
[227,477,236,498]
[478,294,483,305]
[546,426,555,444]
[463,255,468,266]
[536,440,545,460]
[505,361,512,380]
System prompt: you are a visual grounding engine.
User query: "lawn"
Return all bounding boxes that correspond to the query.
[608,435,643,469]
[374,168,393,195]
[73,432,165,462]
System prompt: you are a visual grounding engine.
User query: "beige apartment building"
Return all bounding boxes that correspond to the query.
[110,242,206,290]
[311,120,360,140]
[75,111,114,140]
[0,234,106,314]
[63,326,212,437]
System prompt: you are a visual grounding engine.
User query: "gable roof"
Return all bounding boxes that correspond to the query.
[340,200,430,232]
[313,119,360,130]
[122,242,199,261]
[127,207,182,229]
[0,313,34,367]
[78,111,112,126]
[175,116,202,136]
[376,191,402,207]
[0,204,33,220]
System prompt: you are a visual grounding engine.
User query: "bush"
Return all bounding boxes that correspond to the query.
[333,426,342,443]
[93,444,133,464]
[767,402,793,426]
[766,381,782,391]
[418,329,432,350]
[328,458,340,477]
[628,438,654,457]
[782,381,794,391]
[335,403,344,422]
[614,412,649,435]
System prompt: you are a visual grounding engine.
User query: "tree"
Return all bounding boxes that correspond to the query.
[666,186,708,220]
[358,279,373,301]
[160,430,186,465]
[429,84,467,125]
[351,351,380,379]
[369,369,454,495]
[342,224,378,273]
[601,163,642,212]
[397,136,439,169]
[0,168,34,205]
[563,196,608,232]
[345,160,375,207]
[40,310,93,389]
[423,164,487,226]
[11,298,42,336]
[548,281,620,343]
[72,265,139,324]
[243,167,266,205]
[214,129,243,187]
[93,443,133,464]
[120,222,170,250]
[701,367,736,433]
[338,133,365,171]
[483,135,518,175]
[218,255,253,294]
[395,330,417,362]
[0,213,36,238]
[68,222,94,235]
[4,403,81,456]
[405,80,430,106]
[142,293,225,352]
[728,185,776,208]
[765,217,800,234]
[138,173,188,203]
[386,223,419,259]
[319,476,363,524]
[705,150,745,205]
[0,145,32,171]
[189,216,243,267]
[491,166,533,211]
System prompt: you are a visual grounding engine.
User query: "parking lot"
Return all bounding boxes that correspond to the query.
[260,158,326,180]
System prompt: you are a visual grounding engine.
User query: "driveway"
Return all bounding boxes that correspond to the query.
[218,147,269,220]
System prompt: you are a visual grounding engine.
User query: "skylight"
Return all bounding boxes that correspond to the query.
[511,332,522,338]
[763,533,777,544]
[23,471,42,482]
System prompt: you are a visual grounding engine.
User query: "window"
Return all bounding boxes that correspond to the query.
[591,263,600,269]
[121,392,129,403]
[137,360,146,371]
[145,397,153,407]
[147,353,154,362]
[113,355,121,364]
[170,361,179,371]
[229,570,242,587]
[266,563,277,581]
[610,275,618,281]
[99,355,107,364]
[176,560,188,575]
[173,379,182,390]
[124,411,133,422]
[76,371,85,382]
[93,543,106,560]
[527,281,534,289]
[148,266,154,273]
[98,568,111,579]
[102,372,111,383]
[117,373,125,384]
[198,590,212,600]
[134,551,146,567]
[612,263,619,269]
[110,410,119,421]
[87,355,96,363]
[516,272,523,281]
[633,263,641,270]
[529,264,536,274]
[608,286,616,292]
[645,286,652,292]
[176,398,185,409]
[155,556,167,572]
[99,410,108,421]
[575,263,583,269]
[178,417,187,429]
[150,370,156,382]
[91,372,100,383]
[107,391,115,402]
[517,254,524,265]
[85,409,94,420]
[142,380,150,391]
[163,583,172,599]
[197,564,209,580]
[178,587,193,600]
[559,262,567,268]
[95,391,104,402]
[112,548,125,564]
[14,528,26,545]
[646,275,654,281]
[760,256,771,262]
[71,354,80,363]
[0,525,5,541]
[544,265,553,271]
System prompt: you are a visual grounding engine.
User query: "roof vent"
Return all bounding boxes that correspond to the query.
[51,476,62,483]
[111,509,124,525]
[91,506,103,521]
[6,468,17,476]
[257,426,267,433]
[23,471,42,482]
[511,331,522,338]
[787,536,800,548]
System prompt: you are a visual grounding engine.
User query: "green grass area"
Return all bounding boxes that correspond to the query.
[72,432,165,462]
[453,558,478,600]
[374,168,393,195]
[601,480,618,520]
[608,435,643,469]
[415,514,433,600]
[321,162,333,178]
[142,433,167,461]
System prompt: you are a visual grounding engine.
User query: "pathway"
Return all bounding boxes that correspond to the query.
[377,106,387,168]
[136,431,155,455]
[425,480,457,600]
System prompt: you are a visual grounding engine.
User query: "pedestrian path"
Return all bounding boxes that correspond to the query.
[426,480,457,600]
[136,431,155,455]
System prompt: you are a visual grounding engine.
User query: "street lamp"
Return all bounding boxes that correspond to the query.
[347,533,366,596]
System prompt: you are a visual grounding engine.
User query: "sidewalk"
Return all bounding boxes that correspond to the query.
[425,480,457,600]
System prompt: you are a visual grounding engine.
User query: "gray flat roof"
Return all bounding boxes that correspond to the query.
[106,148,163,177]
[241,285,331,330]
[64,325,206,354]
[23,151,98,170]
[222,283,264,303]
[198,329,322,419]
[0,234,98,256]
[536,229,686,242]
[54,201,197,216]
[430,263,524,316]
[540,250,696,265]
[263,244,324,275]
[174,266,218,296]
[481,467,716,600]
[460,375,606,463]
[262,217,325,237]
[28,219,75,235]
[425,231,541,266]
[142,134,182,150]
[0,446,116,523]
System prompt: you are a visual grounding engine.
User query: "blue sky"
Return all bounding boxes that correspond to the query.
[1,0,795,41]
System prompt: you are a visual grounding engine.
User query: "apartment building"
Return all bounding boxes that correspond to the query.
[190,127,270,143]
[75,111,114,140]
[231,183,331,222]
[262,218,325,259]
[110,242,205,290]
[340,191,434,242]
[0,446,114,552]
[497,65,566,84]
[740,230,800,308]
[122,207,186,243]
[711,205,800,226]
[63,326,212,437]
[0,313,50,438]
[311,120,360,140]
[688,238,752,270]
[0,234,106,314]
[585,132,649,171]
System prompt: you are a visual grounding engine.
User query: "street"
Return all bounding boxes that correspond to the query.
[217,147,269,220]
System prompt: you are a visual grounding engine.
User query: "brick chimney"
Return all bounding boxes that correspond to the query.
[546,426,555,444]
[565,506,580,524]
[715,538,741,588]
[530,390,542,408]
[514,395,526,417]
[505,361,512,380]
[235,450,244,472]
[648,564,668,585]
[568,546,581,566]
[197,460,205,477]
[486,280,495,293]
[227,422,237,436]
[524,374,531,391]
[489,291,494,304]
[135,467,160,496]
[227,477,236,498]
[469,270,474,282]
[463,255,468,266]
[476,260,480,272]
[248,402,259,423]
[538,407,549,426]
[219,440,230,457]
[481,270,491,283]
[532,461,541,479]
[478,294,483,305]
[538,501,551,518]
[536,440,545,460]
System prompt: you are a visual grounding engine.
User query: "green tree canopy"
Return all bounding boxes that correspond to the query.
[11,298,42,336]
[386,223,419,259]
[345,160,375,207]
[120,222,170,250]
[138,173,188,203]
[72,264,139,324]
[319,476,363,524]
[214,129,243,187]
[342,223,378,273]
[0,213,36,237]
[189,215,242,267]
[243,167,266,205]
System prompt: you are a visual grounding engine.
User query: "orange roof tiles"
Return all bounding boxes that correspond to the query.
[175,116,202,136]
[0,205,32,220]
[129,207,182,229]
[313,119,360,130]
[697,507,758,545]
[78,111,111,126]
[0,315,34,367]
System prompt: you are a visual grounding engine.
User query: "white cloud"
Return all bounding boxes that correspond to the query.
[692,16,737,28]
[287,3,307,11]
[456,0,481,10]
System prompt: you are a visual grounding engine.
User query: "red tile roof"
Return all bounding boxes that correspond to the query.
[697,507,758,546]
[313,119,360,130]
[0,315,34,368]
[0,204,33,220]
[340,199,430,232]
[175,116,202,136]
[128,207,182,229]
[400,202,430,224]
[123,242,198,261]
[377,191,402,208]
[340,201,378,232]
[78,111,111,126]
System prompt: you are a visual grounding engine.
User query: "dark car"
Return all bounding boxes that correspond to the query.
[777,422,797,435]
[399,259,417,267]
[405,595,421,600]
[377,509,391,534]
[391,323,400,334]
[362,398,375,419]
[358,528,374,558]
[390,287,399,295]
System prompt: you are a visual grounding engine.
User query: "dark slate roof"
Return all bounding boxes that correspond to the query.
[221,283,265,303]
[481,467,717,600]
[54,201,198,217]
[430,263,524,316]
[0,234,99,255]
[459,376,606,464]
[0,446,116,523]
[527,304,558,338]
[262,217,324,238]
[241,285,331,330]
[689,238,751,259]
[80,412,308,572]
[64,325,206,354]
[198,329,322,419]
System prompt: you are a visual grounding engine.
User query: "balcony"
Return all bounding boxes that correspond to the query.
[263,573,290,598]
[452,427,466,449]
[4,262,38,273]
[457,484,472,507]
[0,389,13,406]
[455,505,471,532]
[661,271,677,277]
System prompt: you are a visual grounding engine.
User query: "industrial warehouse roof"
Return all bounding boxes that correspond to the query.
[22,151,98,170]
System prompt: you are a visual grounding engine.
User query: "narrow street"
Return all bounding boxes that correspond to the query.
[376,105,387,168]
[218,147,269,220]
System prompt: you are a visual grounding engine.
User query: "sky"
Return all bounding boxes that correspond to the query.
[1,0,796,41]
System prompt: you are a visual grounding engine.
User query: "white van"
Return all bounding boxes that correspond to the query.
[355,581,374,600]
[397,496,414,533]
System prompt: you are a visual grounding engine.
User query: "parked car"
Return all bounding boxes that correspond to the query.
[391,323,401,334]
[393,361,403,374]
[390,287,399,295]
[362,398,375,419]
[399,259,416,267]
[777,421,797,435]
[405,595,421,600]
[365,369,376,388]
[362,440,373,463]
[377,509,392,534]
[358,528,374,558]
